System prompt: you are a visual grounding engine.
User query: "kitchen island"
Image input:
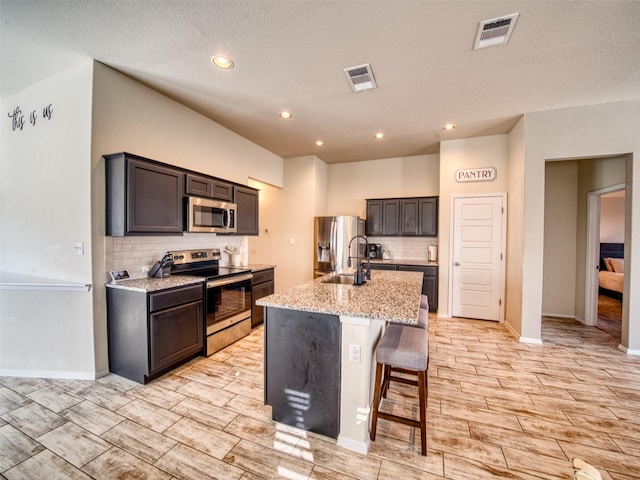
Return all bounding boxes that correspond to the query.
[257,269,423,454]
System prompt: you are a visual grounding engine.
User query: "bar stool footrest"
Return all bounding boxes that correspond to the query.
[376,411,421,429]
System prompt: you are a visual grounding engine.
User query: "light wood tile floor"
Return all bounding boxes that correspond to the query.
[2,315,640,479]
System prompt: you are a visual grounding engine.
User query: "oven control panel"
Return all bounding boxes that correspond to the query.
[171,248,222,264]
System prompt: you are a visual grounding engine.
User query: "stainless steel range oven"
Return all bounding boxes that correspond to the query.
[171,248,252,355]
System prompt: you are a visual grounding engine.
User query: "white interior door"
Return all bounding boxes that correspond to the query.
[451,195,505,321]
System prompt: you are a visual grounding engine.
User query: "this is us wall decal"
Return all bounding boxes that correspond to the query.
[7,104,54,131]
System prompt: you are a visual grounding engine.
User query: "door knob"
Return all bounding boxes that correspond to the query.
[454,262,460,266]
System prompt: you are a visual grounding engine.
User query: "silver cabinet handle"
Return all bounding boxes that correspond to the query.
[454,262,460,266]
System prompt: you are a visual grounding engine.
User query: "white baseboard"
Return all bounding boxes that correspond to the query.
[336,434,369,454]
[519,337,544,345]
[618,345,640,356]
[542,312,577,320]
[0,368,107,381]
[504,320,543,344]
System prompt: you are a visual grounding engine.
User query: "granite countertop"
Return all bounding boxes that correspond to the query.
[106,275,205,293]
[369,258,438,267]
[257,269,423,324]
[248,264,276,272]
[106,264,276,293]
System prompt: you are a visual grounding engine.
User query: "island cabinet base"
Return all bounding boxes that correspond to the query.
[264,308,341,439]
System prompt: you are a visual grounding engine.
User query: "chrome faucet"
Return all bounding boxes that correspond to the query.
[347,235,371,285]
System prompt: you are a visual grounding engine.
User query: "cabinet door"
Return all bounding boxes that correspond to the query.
[185,173,213,198]
[252,280,274,327]
[382,200,400,235]
[212,180,233,202]
[127,158,184,234]
[400,198,419,235]
[419,197,438,236]
[366,200,383,235]
[423,273,438,312]
[234,186,259,235]
[150,300,203,373]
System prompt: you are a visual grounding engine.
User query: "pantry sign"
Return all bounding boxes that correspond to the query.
[455,167,496,183]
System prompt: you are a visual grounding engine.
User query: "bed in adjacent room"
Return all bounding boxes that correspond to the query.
[599,242,624,300]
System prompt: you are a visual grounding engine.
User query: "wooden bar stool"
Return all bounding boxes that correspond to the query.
[370,324,429,455]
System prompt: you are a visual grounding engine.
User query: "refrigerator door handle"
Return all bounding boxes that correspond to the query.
[330,219,337,269]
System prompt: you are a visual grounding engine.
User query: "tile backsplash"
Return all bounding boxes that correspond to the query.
[105,234,248,279]
[366,236,438,262]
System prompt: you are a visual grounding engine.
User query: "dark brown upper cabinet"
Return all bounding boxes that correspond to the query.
[185,174,234,202]
[366,199,400,236]
[366,196,438,237]
[233,185,259,236]
[418,197,438,236]
[106,153,184,236]
[106,152,259,236]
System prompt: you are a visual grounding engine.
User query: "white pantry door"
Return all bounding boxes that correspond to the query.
[451,195,505,321]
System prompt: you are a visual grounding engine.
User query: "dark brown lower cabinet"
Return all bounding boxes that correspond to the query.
[107,283,204,383]
[251,268,274,327]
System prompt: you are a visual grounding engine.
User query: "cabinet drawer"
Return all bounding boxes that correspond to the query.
[149,284,203,312]
[370,263,397,270]
[252,269,274,285]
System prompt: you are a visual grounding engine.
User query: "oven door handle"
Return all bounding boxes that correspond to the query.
[206,273,253,288]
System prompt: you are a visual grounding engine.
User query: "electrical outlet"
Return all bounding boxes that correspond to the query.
[348,344,361,363]
[73,242,84,255]
[289,238,296,245]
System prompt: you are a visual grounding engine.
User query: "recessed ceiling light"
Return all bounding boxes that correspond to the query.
[375,132,385,139]
[278,111,292,119]
[443,123,456,130]
[315,140,324,146]
[211,55,234,69]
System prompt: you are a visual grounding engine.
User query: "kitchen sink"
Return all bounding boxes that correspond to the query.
[321,274,355,285]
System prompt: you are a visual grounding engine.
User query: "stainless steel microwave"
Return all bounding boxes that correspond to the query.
[187,197,237,233]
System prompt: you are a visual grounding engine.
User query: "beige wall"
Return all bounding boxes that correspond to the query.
[248,156,327,291]
[327,155,439,218]
[523,100,640,351]
[506,117,525,336]
[601,193,625,243]
[543,161,579,317]
[438,135,511,318]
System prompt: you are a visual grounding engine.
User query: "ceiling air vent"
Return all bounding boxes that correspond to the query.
[343,64,377,92]
[474,13,519,49]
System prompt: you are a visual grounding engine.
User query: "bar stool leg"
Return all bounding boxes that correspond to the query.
[417,369,427,456]
[370,362,384,441]
[382,364,391,398]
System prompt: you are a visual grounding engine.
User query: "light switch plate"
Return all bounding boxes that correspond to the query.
[73,242,84,255]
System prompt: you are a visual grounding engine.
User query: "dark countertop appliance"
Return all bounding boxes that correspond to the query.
[171,248,252,356]
[368,243,382,259]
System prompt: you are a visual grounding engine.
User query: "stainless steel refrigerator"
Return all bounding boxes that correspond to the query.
[314,216,365,277]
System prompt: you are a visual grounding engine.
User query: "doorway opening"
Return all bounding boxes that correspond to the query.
[585,186,625,341]
[543,156,627,347]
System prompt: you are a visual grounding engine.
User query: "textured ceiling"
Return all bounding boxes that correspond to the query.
[2,0,640,164]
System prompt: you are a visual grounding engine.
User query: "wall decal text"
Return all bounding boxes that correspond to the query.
[7,104,54,131]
